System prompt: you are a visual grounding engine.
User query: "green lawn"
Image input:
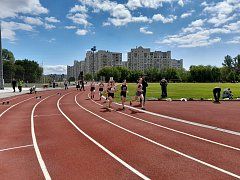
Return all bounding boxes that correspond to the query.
[113,83,240,101]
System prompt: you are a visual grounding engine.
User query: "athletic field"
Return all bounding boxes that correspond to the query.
[113,83,240,101]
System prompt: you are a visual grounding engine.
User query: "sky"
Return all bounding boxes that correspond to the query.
[1,0,240,75]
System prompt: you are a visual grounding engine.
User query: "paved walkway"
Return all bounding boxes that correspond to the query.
[0,87,63,99]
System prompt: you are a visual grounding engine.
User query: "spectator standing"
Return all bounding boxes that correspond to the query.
[12,78,17,92]
[160,78,168,98]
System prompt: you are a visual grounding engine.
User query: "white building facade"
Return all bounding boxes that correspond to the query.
[127,46,183,71]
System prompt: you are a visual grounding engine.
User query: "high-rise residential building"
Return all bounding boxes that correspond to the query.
[127,46,183,71]
[67,60,85,80]
[85,50,122,74]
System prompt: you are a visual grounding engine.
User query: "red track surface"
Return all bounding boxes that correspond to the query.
[0,88,240,179]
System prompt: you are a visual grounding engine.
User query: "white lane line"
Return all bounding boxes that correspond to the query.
[57,94,150,180]
[0,96,35,119]
[105,97,240,137]
[31,95,54,180]
[76,94,240,179]
[0,144,33,152]
[89,95,240,152]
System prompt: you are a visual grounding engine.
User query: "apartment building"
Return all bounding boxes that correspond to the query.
[127,46,183,71]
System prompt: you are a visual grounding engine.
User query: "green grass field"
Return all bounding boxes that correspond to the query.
[113,83,240,101]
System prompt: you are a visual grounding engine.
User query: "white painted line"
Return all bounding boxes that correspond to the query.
[89,95,240,152]
[104,96,240,137]
[76,94,240,179]
[0,97,35,119]
[0,144,33,152]
[57,94,150,180]
[31,95,54,180]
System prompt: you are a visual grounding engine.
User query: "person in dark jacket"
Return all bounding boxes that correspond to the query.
[160,78,168,98]
[12,78,17,92]
[213,87,221,103]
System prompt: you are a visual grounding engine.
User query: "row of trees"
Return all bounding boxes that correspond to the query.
[3,49,43,83]
[80,54,240,83]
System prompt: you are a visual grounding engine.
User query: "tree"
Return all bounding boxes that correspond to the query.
[211,66,221,82]
[14,65,25,80]
[116,66,130,82]
[97,67,121,82]
[222,55,234,69]
[233,55,240,73]
[3,61,15,83]
[2,49,15,62]
[84,73,92,81]
[15,59,43,82]
[68,77,75,82]
[145,68,159,82]
[128,70,144,82]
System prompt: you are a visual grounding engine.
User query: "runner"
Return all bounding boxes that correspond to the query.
[90,80,96,99]
[130,78,145,110]
[98,81,104,100]
[106,80,117,110]
[120,80,128,110]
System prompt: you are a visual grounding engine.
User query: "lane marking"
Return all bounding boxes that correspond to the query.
[0,144,33,152]
[31,95,54,180]
[104,96,240,137]
[75,94,240,179]
[0,97,35,119]
[57,93,150,180]
[89,95,240,152]
[34,114,61,118]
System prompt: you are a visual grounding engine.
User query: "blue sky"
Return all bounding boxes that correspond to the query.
[1,0,240,74]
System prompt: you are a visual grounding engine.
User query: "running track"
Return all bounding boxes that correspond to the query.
[0,88,240,179]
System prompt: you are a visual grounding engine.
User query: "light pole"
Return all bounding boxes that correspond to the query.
[0,22,4,90]
[91,46,96,80]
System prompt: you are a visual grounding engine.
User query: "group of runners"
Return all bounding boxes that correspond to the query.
[89,77,148,110]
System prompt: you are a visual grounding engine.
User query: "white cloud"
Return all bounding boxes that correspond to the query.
[76,29,88,35]
[178,0,184,7]
[224,20,240,32]
[180,10,194,18]
[45,17,60,23]
[152,14,177,23]
[226,36,240,44]
[70,5,87,13]
[2,21,33,41]
[140,27,153,34]
[65,26,77,29]
[67,13,91,27]
[44,65,67,75]
[203,0,240,27]
[156,30,222,48]
[44,23,56,30]
[0,0,48,19]
[102,22,111,26]
[126,0,184,10]
[20,16,43,25]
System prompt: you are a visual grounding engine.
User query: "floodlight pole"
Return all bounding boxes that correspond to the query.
[91,46,96,80]
[0,21,4,90]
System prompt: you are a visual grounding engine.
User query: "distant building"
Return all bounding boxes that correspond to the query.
[127,46,183,71]
[67,47,183,79]
[85,50,122,74]
[122,61,128,68]
[67,60,85,80]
